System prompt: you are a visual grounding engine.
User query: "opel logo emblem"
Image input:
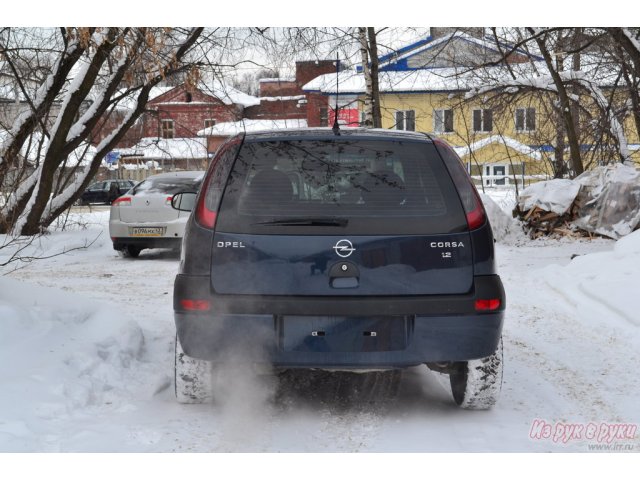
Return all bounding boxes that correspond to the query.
[333,239,355,258]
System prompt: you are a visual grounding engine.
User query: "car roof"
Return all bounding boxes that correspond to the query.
[144,171,205,181]
[242,127,433,143]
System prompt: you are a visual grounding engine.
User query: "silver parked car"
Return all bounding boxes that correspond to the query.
[109,171,204,257]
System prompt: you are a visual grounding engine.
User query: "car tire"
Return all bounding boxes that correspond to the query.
[449,337,503,410]
[120,245,141,258]
[174,334,214,404]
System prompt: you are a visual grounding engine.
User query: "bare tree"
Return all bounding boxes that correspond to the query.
[358,27,382,128]
[0,27,206,235]
[461,27,638,178]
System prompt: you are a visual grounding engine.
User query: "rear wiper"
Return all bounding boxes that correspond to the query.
[253,217,348,227]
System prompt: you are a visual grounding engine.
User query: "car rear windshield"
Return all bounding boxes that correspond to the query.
[215,138,467,235]
[132,176,203,196]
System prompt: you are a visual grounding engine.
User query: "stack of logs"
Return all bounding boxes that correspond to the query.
[512,198,593,239]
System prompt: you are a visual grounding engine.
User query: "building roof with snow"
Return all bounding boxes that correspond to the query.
[115,137,208,160]
[303,31,620,96]
[370,30,541,72]
[197,118,308,137]
[148,81,260,108]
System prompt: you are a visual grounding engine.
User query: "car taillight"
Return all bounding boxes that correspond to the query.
[195,137,241,230]
[165,196,173,206]
[465,188,486,230]
[112,196,131,206]
[475,299,501,311]
[196,166,221,229]
[434,139,487,230]
[180,299,211,311]
[196,200,217,229]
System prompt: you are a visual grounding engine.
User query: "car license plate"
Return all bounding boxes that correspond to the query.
[131,227,164,237]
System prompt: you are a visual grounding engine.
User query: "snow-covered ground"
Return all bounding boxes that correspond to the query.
[1,201,639,453]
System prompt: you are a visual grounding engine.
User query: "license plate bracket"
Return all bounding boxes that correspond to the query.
[279,315,411,353]
[130,226,164,237]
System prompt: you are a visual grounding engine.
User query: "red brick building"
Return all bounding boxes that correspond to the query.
[94,62,337,178]
[143,83,259,139]
[245,60,337,123]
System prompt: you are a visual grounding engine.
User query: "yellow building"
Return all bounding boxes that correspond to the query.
[303,30,640,187]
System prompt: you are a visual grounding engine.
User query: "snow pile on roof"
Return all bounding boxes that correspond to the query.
[518,179,582,215]
[259,77,296,83]
[304,63,553,94]
[185,79,259,108]
[116,137,208,160]
[259,95,306,102]
[305,58,623,95]
[198,118,307,137]
[453,135,543,161]
[115,81,260,112]
[121,160,162,171]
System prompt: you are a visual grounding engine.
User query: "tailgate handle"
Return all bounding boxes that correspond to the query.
[329,261,360,289]
[331,277,359,289]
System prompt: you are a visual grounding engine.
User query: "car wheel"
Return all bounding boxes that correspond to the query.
[175,334,214,404]
[121,245,141,258]
[449,337,503,410]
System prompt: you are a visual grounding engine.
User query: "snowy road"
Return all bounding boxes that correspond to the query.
[1,207,639,452]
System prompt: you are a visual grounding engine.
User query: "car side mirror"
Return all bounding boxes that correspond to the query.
[171,192,197,212]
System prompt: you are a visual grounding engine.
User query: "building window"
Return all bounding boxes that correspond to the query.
[204,119,216,130]
[161,119,174,139]
[319,107,328,127]
[473,109,493,133]
[395,110,415,131]
[515,107,536,132]
[434,109,454,133]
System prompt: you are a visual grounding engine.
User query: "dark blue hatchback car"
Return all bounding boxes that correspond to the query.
[172,128,505,409]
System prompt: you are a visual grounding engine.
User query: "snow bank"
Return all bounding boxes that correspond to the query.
[0,276,145,450]
[480,193,520,242]
[518,179,581,215]
[541,229,640,328]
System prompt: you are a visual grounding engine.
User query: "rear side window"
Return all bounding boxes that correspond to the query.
[132,176,203,196]
[216,138,467,235]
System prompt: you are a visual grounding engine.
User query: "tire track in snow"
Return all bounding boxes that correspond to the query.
[505,299,629,424]
[272,370,401,451]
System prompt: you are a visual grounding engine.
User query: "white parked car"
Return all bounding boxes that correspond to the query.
[109,171,204,258]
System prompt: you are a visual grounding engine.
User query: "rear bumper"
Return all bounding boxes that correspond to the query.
[109,215,187,250]
[112,236,182,250]
[174,274,505,367]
